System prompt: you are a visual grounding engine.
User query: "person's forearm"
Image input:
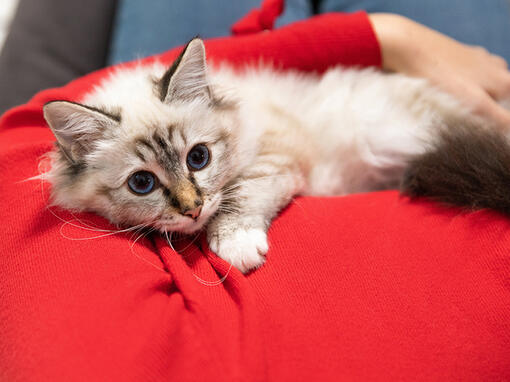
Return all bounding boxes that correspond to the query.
[160,12,382,72]
[367,13,413,72]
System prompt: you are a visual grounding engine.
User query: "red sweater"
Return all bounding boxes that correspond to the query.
[1,7,509,382]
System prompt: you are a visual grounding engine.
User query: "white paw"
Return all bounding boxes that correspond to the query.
[208,228,268,273]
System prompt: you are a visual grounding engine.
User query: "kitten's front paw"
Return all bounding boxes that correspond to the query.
[208,228,268,273]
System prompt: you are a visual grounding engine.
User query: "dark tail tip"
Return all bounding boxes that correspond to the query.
[401,124,510,215]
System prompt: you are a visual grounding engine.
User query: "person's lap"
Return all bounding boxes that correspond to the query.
[2,136,510,379]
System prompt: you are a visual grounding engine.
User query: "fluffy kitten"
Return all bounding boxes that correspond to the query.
[42,38,510,273]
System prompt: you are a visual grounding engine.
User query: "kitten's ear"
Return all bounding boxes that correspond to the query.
[159,38,211,104]
[43,101,120,162]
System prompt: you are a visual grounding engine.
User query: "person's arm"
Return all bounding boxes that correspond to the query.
[166,11,382,72]
[369,13,510,127]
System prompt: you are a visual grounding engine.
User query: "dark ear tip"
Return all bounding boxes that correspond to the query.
[186,38,207,63]
[189,35,203,43]
[186,37,205,52]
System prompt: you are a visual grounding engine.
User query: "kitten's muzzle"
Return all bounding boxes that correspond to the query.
[173,178,203,220]
[183,205,202,220]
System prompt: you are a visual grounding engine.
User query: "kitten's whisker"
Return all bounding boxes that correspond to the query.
[164,231,176,252]
[162,227,231,286]
[39,167,166,273]
[37,166,148,236]
[217,207,240,214]
[129,227,167,274]
[130,226,155,250]
[193,263,233,286]
[58,222,151,240]
[128,224,149,242]
[36,159,166,242]
[178,231,203,255]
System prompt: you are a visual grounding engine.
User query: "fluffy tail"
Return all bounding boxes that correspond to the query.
[401,124,510,215]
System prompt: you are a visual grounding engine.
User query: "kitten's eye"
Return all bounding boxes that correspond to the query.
[128,171,156,194]
[186,144,210,171]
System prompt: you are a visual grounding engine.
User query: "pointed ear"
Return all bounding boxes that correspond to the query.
[43,101,120,162]
[158,38,211,104]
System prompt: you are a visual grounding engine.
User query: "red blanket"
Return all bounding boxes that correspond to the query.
[1,11,509,381]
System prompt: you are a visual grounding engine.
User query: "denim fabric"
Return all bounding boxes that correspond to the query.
[274,0,312,28]
[109,0,510,65]
[321,0,510,63]
[108,0,261,64]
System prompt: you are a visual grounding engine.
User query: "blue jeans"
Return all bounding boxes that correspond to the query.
[108,0,510,64]
[320,0,510,63]
[108,0,261,64]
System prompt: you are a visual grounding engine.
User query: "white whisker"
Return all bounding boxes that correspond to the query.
[164,229,231,285]
[178,230,203,254]
[59,221,150,241]
[129,227,167,274]
[193,263,233,286]
[36,167,167,272]
[164,231,176,252]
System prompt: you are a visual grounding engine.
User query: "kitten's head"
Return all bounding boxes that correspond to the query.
[43,39,254,233]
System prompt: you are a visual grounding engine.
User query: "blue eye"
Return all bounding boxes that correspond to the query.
[186,144,210,170]
[128,171,156,194]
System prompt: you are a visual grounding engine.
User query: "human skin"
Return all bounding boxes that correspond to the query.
[369,13,510,128]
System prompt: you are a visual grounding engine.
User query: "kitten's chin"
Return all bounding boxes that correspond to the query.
[155,219,206,234]
[156,193,221,234]
[178,220,207,234]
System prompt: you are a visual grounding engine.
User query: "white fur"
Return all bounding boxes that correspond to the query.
[84,62,466,196]
[45,48,474,273]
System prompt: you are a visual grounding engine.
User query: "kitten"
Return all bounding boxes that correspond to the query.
[42,38,510,273]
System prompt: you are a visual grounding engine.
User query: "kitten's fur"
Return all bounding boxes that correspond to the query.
[42,39,510,273]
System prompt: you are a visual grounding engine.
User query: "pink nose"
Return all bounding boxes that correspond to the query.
[183,206,202,220]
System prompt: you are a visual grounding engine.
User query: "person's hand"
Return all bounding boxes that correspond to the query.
[369,13,510,127]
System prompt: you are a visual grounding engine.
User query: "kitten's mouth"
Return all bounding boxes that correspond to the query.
[155,193,221,234]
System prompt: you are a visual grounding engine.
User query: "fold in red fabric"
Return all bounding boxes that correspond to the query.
[231,0,285,34]
[1,12,509,382]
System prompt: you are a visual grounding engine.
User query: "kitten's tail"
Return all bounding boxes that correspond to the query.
[401,123,510,215]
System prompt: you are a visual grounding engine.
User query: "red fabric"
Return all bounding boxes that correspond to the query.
[231,0,284,34]
[1,12,510,382]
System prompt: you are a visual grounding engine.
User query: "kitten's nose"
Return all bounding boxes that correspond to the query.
[183,206,202,220]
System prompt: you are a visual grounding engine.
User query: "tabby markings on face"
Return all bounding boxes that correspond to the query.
[48,37,243,225]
